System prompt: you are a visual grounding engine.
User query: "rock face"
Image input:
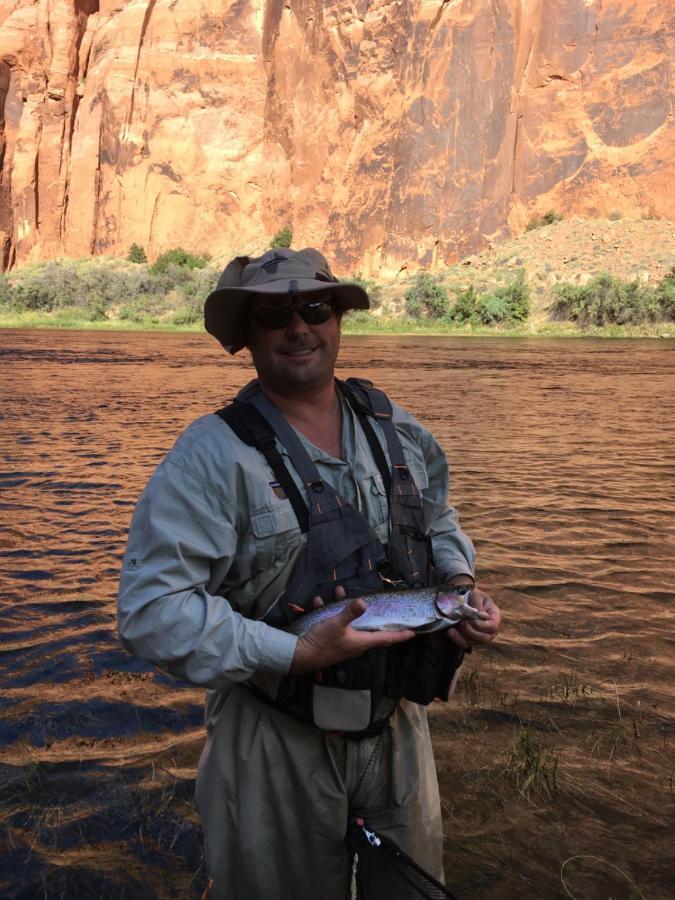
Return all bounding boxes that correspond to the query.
[0,0,672,275]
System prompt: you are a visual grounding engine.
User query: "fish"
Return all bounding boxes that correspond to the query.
[284,585,487,637]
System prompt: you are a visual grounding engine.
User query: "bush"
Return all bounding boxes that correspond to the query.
[171,304,202,326]
[655,267,675,320]
[448,272,530,325]
[475,274,530,325]
[87,294,108,321]
[549,273,663,326]
[450,284,478,323]
[475,292,511,325]
[118,294,166,324]
[2,256,215,323]
[270,226,293,250]
[526,209,563,232]
[150,248,211,275]
[8,261,80,311]
[127,243,148,264]
[404,272,449,319]
[0,274,10,309]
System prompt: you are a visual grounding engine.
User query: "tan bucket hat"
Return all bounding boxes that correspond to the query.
[204,248,369,354]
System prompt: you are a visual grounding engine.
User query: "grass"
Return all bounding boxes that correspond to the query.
[505,725,560,800]
[430,641,673,897]
[3,308,673,339]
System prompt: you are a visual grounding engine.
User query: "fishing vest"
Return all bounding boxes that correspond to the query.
[216,378,463,736]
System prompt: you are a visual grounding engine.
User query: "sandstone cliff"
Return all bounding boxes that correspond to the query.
[0,0,672,275]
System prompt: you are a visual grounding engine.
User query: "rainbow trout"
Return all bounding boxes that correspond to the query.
[284,586,486,637]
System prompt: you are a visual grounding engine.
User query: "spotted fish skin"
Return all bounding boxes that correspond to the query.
[284,586,483,637]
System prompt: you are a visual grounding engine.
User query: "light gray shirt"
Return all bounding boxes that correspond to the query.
[117,395,475,691]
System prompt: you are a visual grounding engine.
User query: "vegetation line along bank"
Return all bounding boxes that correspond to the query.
[2,233,674,334]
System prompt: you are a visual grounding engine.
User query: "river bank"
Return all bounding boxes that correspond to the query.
[2,218,672,337]
[2,310,674,339]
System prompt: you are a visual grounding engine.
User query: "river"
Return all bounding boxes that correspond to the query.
[1,329,673,898]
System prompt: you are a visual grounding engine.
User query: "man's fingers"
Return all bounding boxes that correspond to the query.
[333,585,347,600]
[447,627,470,650]
[369,628,415,646]
[335,597,366,625]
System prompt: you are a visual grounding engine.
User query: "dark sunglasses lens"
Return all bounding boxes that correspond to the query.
[254,308,292,329]
[254,300,333,329]
[299,301,333,324]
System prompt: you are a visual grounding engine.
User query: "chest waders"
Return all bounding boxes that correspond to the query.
[217,378,464,736]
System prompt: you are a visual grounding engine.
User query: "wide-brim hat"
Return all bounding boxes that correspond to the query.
[204,247,369,354]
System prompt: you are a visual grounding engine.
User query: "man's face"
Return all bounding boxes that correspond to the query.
[246,290,342,395]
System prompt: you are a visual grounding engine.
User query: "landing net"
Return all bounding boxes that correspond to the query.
[347,820,460,900]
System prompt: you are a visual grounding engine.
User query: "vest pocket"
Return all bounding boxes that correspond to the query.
[312,685,372,732]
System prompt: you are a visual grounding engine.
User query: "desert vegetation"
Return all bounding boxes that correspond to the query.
[549,269,675,326]
[0,251,220,328]
[525,209,564,231]
[1,220,673,336]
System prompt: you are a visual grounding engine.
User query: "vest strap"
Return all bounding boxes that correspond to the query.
[338,380,392,500]
[216,402,310,532]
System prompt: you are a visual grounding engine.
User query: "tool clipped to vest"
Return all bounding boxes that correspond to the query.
[216,378,464,735]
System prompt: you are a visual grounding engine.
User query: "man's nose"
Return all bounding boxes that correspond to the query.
[285,309,310,334]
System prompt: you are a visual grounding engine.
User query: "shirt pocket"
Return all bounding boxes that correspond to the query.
[250,502,303,572]
[366,471,389,525]
[402,447,429,492]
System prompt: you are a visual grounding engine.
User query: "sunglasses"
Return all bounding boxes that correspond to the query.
[251,291,335,330]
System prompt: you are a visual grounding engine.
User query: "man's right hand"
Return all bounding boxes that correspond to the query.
[289,589,415,675]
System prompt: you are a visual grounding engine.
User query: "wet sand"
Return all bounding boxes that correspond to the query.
[1,330,673,898]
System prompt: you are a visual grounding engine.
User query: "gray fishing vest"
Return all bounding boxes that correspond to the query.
[217,378,462,736]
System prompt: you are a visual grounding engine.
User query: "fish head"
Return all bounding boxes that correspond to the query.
[435,587,473,620]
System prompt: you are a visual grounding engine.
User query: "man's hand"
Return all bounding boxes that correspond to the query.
[290,586,414,675]
[447,587,501,650]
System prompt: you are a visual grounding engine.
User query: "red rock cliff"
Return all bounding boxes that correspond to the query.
[0,0,672,274]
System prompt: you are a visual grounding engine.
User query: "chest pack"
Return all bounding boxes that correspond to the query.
[216,378,463,736]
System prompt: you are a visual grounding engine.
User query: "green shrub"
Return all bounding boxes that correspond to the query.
[0,274,11,309]
[342,309,375,328]
[448,273,529,325]
[127,243,148,264]
[171,304,202,326]
[550,273,663,326]
[475,292,510,324]
[404,272,449,319]
[87,294,108,321]
[475,273,530,325]
[150,248,211,275]
[449,284,478,323]
[8,261,78,311]
[118,294,165,324]
[655,266,675,320]
[526,209,563,232]
[270,226,293,250]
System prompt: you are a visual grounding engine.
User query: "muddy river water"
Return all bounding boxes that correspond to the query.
[1,329,673,899]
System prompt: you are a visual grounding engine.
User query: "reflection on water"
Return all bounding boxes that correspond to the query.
[1,329,674,898]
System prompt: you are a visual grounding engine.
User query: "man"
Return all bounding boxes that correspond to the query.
[117,248,501,899]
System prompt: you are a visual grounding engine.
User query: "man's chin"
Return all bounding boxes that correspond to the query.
[271,358,335,391]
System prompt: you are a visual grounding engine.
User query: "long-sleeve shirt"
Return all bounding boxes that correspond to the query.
[117,393,475,693]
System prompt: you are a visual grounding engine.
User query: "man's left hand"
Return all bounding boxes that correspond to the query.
[447,587,501,650]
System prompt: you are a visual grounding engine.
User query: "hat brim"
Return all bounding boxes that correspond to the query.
[204,279,369,355]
